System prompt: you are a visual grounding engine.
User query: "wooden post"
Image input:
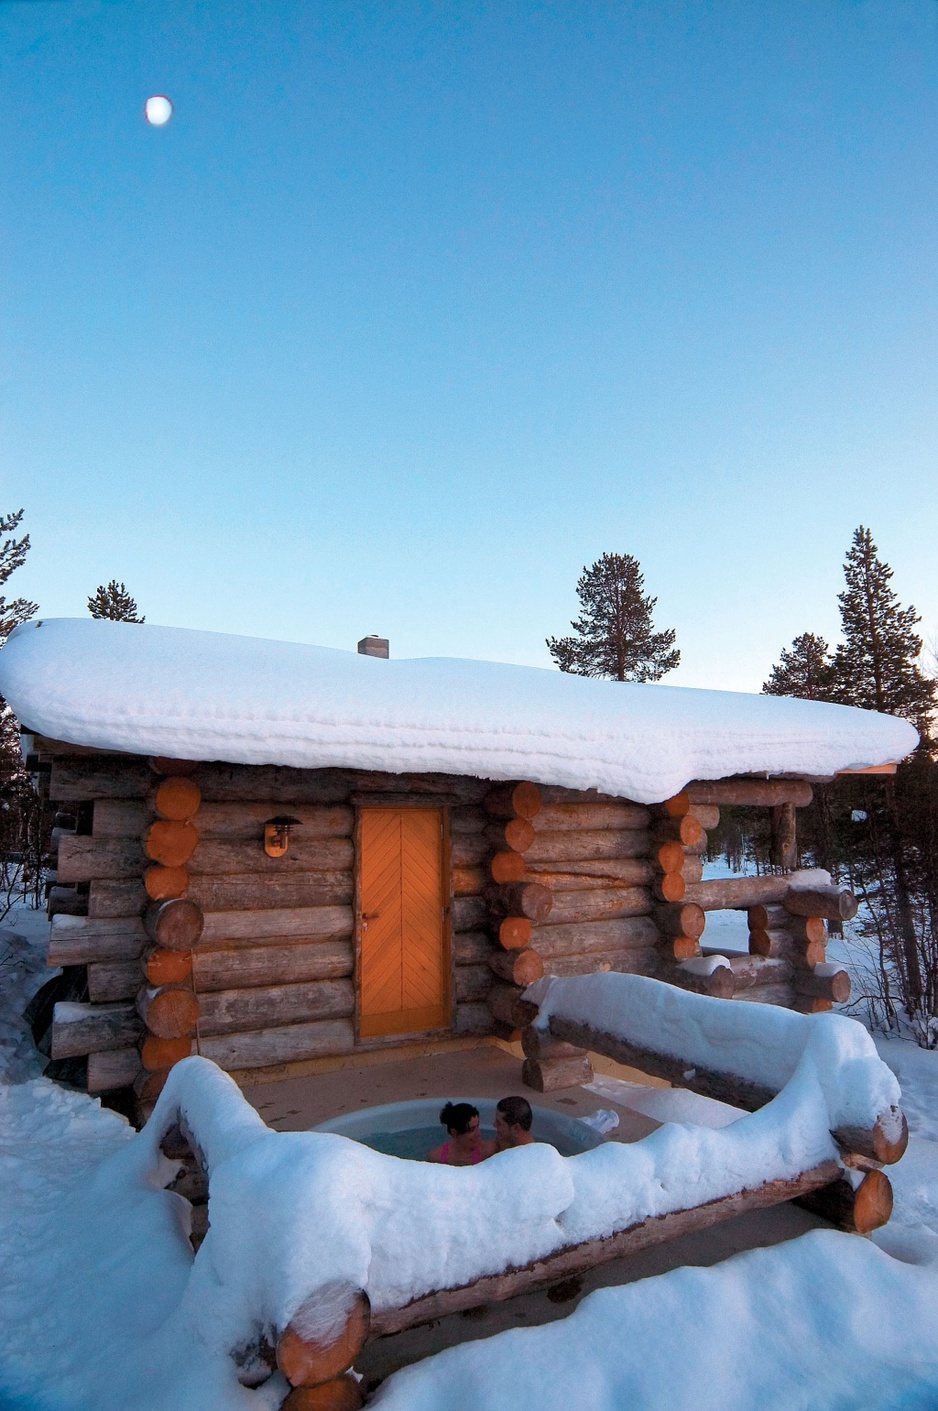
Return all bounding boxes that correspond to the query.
[522,1054,593,1091]
[770,803,797,870]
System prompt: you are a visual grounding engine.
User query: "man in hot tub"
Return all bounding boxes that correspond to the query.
[494,1095,534,1151]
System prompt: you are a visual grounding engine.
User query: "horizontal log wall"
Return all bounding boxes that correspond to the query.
[40,746,847,1094]
[45,756,499,1088]
[521,795,657,981]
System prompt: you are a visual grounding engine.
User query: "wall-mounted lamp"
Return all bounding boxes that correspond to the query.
[264,815,302,858]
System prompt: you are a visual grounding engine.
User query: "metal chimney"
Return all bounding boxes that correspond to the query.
[357,635,389,659]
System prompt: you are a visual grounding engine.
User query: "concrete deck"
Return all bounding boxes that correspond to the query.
[239,1039,826,1391]
[241,1041,661,1143]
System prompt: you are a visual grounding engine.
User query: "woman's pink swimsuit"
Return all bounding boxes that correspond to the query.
[440,1141,481,1165]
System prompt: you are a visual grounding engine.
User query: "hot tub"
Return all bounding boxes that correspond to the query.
[311,1098,606,1160]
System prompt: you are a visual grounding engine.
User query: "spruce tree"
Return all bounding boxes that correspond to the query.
[832,526,935,732]
[87,580,145,623]
[831,527,936,1017]
[0,509,41,911]
[0,509,38,644]
[547,553,680,682]
[762,632,836,700]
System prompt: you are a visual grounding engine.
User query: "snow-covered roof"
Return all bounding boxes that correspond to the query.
[0,618,918,804]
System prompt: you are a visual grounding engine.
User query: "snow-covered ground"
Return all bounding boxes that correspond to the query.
[2,902,938,1411]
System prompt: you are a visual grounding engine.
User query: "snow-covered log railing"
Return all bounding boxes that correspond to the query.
[527,973,908,1168]
[108,1000,904,1396]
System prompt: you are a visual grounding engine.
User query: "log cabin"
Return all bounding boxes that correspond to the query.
[0,617,917,1112]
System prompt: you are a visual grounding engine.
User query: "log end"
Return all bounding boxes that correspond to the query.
[139,984,201,1040]
[146,897,205,950]
[853,1169,894,1234]
[498,916,533,951]
[660,791,691,818]
[142,947,193,988]
[154,775,202,822]
[656,873,686,903]
[874,1108,910,1166]
[490,851,526,885]
[140,1033,193,1072]
[282,1376,364,1411]
[144,864,190,902]
[277,1290,370,1388]
[144,819,199,868]
[834,1109,909,1167]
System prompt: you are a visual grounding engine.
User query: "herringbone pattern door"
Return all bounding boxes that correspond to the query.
[359,808,449,1038]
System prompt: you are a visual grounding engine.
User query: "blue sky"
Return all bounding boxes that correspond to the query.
[2,0,936,690]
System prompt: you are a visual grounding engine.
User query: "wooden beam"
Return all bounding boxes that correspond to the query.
[836,764,897,776]
[784,886,858,922]
[685,780,814,808]
[523,830,652,864]
[56,834,145,883]
[684,876,790,911]
[532,802,650,832]
[198,1019,355,1069]
[198,906,354,947]
[536,886,652,925]
[192,940,354,991]
[547,1014,775,1109]
[86,1047,141,1093]
[547,1015,908,1165]
[48,915,147,966]
[532,916,660,957]
[368,1160,841,1337]
[51,1001,143,1058]
[197,978,355,1036]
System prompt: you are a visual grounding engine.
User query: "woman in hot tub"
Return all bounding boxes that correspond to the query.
[428,1101,498,1165]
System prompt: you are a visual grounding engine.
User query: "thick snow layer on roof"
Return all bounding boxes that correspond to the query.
[0,618,918,802]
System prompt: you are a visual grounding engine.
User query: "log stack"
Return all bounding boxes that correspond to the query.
[481,783,548,1043]
[490,784,660,1091]
[647,782,855,1009]
[649,791,712,963]
[133,762,205,1112]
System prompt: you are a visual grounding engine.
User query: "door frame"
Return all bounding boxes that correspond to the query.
[353,800,454,1046]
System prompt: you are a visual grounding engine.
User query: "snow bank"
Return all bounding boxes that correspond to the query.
[0,618,917,803]
[0,930,923,1411]
[372,1230,938,1411]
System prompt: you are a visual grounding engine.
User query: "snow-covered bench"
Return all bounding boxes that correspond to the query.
[130,974,905,1399]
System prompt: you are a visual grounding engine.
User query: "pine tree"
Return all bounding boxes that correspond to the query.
[0,509,42,912]
[0,509,38,644]
[832,526,935,732]
[830,527,937,1017]
[87,580,145,623]
[762,632,836,700]
[547,553,680,682]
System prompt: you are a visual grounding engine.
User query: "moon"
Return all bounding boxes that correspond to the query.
[145,95,173,127]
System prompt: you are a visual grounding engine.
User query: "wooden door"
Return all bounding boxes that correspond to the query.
[358,807,450,1039]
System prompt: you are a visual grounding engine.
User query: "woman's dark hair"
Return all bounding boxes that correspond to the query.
[440,1101,479,1135]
